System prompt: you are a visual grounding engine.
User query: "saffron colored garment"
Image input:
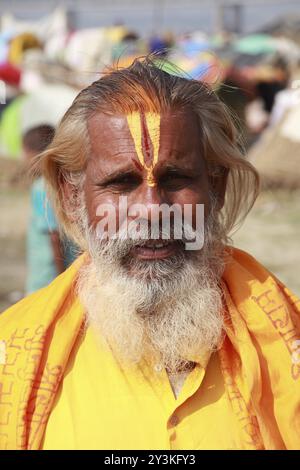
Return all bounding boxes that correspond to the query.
[42,327,244,450]
[0,248,300,450]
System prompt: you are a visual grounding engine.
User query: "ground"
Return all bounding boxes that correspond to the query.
[0,186,299,312]
[0,188,29,311]
[232,189,300,296]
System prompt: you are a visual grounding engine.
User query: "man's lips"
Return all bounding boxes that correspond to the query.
[130,240,182,260]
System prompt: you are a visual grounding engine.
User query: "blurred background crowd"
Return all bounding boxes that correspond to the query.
[1,0,300,310]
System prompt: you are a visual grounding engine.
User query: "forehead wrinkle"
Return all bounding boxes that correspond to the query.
[88,113,134,147]
[88,120,137,168]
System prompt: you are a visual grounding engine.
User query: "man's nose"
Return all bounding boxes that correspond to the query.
[130,184,166,222]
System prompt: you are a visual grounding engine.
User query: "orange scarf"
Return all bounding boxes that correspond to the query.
[0,248,299,449]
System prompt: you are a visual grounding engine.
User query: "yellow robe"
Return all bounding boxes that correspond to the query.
[0,248,300,450]
[42,327,246,450]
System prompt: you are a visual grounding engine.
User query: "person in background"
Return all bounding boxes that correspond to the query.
[23,124,77,293]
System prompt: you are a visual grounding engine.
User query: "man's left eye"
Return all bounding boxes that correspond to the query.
[160,175,194,190]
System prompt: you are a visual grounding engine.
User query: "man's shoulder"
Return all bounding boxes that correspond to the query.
[224,246,300,307]
[225,246,276,283]
[0,254,85,335]
[0,284,55,331]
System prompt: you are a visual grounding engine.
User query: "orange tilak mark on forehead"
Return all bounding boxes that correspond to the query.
[126,112,161,187]
[140,112,153,167]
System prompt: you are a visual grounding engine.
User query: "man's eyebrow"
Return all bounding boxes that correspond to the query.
[97,169,141,186]
[157,163,200,175]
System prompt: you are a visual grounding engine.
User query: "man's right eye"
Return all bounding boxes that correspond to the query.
[105,175,141,191]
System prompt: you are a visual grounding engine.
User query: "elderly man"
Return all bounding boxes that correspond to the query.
[1,59,300,450]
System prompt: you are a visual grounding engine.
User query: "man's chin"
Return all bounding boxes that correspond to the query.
[120,253,187,283]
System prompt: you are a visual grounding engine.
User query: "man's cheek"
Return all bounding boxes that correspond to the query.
[84,186,117,227]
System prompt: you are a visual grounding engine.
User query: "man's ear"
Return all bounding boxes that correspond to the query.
[59,174,81,222]
[210,168,229,211]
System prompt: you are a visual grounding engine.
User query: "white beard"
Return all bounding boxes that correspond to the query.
[77,207,226,373]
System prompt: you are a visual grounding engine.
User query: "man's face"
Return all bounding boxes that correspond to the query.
[84,109,212,269]
[78,109,225,368]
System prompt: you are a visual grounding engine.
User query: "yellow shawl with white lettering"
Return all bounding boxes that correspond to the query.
[0,248,300,450]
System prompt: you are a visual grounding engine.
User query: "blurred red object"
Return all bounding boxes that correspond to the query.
[0,62,21,87]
